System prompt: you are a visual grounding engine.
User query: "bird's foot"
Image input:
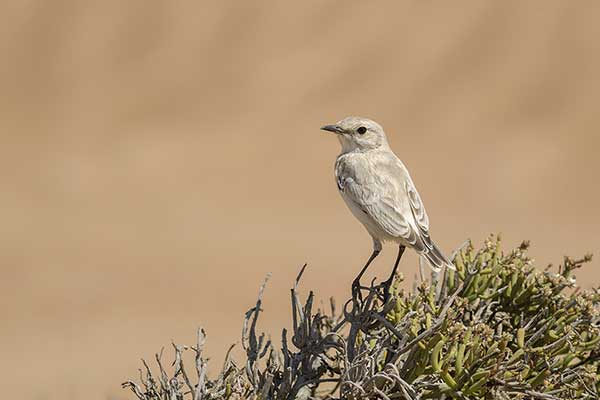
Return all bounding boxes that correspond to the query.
[381,278,394,304]
[351,279,365,303]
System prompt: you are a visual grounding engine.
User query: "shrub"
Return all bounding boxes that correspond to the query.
[122,237,599,399]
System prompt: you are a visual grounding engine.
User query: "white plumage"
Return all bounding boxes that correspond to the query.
[322,116,453,293]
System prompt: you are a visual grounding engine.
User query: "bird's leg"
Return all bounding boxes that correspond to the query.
[352,249,381,301]
[382,245,406,302]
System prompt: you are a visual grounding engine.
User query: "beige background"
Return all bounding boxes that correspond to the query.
[1,1,599,399]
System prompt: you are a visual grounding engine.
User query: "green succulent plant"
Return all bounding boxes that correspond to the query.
[123,237,599,399]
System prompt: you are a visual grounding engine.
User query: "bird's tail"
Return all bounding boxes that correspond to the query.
[419,236,455,273]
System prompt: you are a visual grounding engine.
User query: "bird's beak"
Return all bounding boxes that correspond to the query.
[320,124,344,134]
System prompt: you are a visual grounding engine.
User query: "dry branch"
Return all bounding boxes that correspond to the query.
[123,236,599,399]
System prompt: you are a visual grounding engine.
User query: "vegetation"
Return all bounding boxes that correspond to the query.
[122,237,599,399]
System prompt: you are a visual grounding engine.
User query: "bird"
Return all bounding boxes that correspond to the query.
[321,116,454,299]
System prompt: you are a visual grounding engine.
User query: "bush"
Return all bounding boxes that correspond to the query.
[122,237,599,399]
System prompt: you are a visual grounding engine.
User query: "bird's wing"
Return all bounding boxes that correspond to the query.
[339,156,422,245]
[343,176,414,239]
[339,154,453,271]
[405,175,430,237]
[404,176,454,271]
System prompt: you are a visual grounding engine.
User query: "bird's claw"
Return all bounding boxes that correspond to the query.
[351,280,364,303]
[381,279,394,304]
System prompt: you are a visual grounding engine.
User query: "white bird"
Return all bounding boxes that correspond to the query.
[321,116,454,298]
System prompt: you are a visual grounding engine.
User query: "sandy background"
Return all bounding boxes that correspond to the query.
[1,1,599,399]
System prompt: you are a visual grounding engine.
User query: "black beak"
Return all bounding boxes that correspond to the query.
[321,124,344,134]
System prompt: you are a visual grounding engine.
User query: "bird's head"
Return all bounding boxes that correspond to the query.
[321,116,389,152]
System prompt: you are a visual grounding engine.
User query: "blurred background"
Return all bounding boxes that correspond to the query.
[1,1,599,399]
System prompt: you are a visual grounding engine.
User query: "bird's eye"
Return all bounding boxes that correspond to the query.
[357,126,367,134]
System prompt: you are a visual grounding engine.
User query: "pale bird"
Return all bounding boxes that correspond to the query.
[321,116,454,298]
